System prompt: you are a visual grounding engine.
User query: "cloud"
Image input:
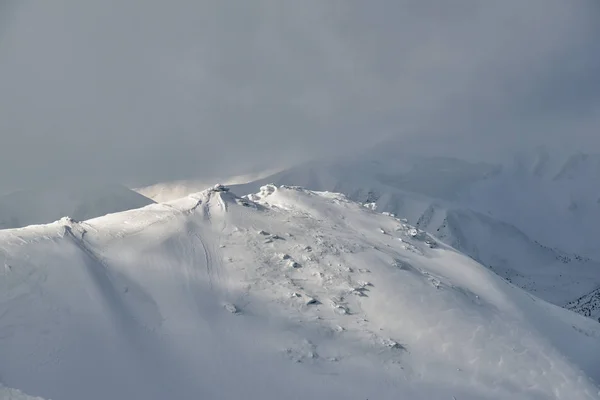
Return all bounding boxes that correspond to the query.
[0,0,599,190]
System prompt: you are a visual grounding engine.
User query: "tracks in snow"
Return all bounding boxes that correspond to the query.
[185,224,216,290]
[185,190,229,295]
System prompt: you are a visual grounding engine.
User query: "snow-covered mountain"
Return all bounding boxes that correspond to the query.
[568,287,600,320]
[229,146,600,257]
[0,184,154,230]
[199,147,598,319]
[128,148,600,318]
[1,184,599,399]
[457,148,600,259]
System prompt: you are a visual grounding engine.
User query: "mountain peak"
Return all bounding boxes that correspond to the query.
[1,185,599,399]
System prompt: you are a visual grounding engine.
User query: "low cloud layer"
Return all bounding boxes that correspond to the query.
[1,0,599,190]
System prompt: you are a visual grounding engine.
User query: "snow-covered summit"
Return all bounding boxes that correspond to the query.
[124,145,600,320]
[208,148,600,317]
[0,184,599,399]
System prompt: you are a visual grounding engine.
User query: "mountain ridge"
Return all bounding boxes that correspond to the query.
[1,184,599,399]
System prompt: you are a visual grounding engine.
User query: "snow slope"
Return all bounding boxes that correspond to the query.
[0,184,154,230]
[433,207,600,308]
[223,149,600,317]
[567,288,600,321]
[1,184,599,400]
[457,148,600,259]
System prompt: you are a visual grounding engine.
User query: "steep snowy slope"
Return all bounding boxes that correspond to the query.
[229,172,600,313]
[0,184,154,230]
[458,149,600,259]
[435,208,600,308]
[222,148,600,317]
[1,185,599,400]
[230,147,600,255]
[567,288,600,320]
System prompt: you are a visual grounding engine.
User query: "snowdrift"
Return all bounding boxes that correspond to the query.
[0,185,599,400]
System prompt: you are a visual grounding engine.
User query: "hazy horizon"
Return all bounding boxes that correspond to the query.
[1,1,599,191]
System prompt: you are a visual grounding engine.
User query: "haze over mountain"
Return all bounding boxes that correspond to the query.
[1,1,599,191]
[1,1,600,399]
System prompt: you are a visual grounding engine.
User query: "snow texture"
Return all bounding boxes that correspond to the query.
[0,185,599,399]
[223,149,600,318]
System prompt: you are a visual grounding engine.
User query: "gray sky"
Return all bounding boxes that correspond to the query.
[1,0,599,190]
